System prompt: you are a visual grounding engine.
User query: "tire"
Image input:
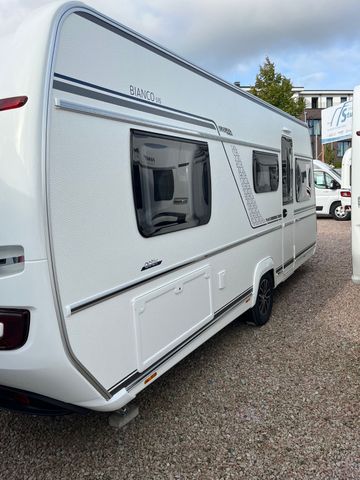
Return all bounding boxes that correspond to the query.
[250,273,274,326]
[330,202,351,221]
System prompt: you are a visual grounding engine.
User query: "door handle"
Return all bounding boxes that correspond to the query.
[283,208,288,218]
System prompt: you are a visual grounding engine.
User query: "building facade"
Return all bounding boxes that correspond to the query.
[293,89,353,163]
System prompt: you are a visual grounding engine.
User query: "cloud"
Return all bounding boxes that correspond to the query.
[1,0,359,88]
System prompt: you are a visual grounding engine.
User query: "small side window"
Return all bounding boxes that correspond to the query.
[295,158,312,202]
[314,171,326,189]
[131,130,211,237]
[253,151,279,193]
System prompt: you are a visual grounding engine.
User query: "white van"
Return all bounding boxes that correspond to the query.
[313,159,350,220]
[0,2,316,415]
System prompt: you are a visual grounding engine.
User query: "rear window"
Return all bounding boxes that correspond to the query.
[131,130,211,237]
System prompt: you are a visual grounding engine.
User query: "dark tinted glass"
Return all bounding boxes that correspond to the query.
[131,130,211,237]
[253,151,279,193]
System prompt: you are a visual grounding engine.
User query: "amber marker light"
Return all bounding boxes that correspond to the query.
[144,372,157,385]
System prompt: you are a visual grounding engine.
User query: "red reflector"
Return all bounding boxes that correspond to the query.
[0,309,30,350]
[14,393,31,406]
[341,191,351,197]
[0,96,28,112]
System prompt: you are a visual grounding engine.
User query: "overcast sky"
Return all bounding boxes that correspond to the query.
[1,0,359,90]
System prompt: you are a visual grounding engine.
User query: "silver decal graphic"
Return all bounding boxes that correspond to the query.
[230,145,266,227]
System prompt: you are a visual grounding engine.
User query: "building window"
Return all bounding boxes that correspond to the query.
[326,97,333,108]
[340,96,347,103]
[337,140,351,158]
[131,130,211,237]
[253,151,279,193]
[311,97,318,109]
[307,119,321,136]
[295,158,312,202]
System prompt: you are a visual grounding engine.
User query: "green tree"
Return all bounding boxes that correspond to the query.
[324,144,336,165]
[249,57,305,118]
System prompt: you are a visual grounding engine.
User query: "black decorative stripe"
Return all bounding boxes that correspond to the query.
[283,258,294,269]
[280,242,316,273]
[294,205,316,215]
[109,287,253,394]
[296,242,316,259]
[54,73,216,129]
[276,266,283,274]
[266,214,282,223]
[70,225,282,314]
[53,79,215,130]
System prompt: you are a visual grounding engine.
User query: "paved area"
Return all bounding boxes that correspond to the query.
[0,219,359,479]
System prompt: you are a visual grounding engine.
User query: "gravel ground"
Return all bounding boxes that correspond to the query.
[0,219,359,480]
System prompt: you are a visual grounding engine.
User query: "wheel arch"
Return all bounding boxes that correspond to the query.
[251,257,275,308]
[330,200,341,214]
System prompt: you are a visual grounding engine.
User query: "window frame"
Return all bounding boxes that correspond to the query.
[311,97,319,109]
[295,157,312,203]
[252,150,279,194]
[131,129,212,238]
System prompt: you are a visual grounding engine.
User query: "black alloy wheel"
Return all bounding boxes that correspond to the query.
[250,273,274,326]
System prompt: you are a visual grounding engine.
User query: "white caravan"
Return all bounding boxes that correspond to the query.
[313,159,350,221]
[0,2,316,415]
[340,148,352,212]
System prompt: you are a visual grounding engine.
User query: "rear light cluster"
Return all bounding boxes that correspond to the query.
[340,191,351,198]
[0,96,28,112]
[0,309,30,350]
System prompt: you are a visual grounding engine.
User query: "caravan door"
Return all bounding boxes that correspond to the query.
[281,136,295,274]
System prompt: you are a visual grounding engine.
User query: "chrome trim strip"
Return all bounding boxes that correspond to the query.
[55,97,281,153]
[294,205,316,215]
[55,98,206,138]
[53,81,216,130]
[70,224,282,314]
[54,72,215,127]
[109,286,253,394]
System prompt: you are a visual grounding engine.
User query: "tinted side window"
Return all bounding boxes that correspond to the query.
[131,130,211,237]
[295,158,312,202]
[253,151,279,193]
[281,137,293,205]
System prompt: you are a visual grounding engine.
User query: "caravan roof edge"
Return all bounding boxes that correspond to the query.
[44,1,307,128]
